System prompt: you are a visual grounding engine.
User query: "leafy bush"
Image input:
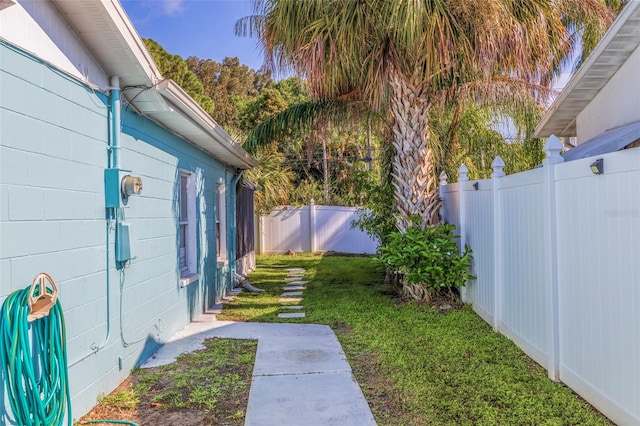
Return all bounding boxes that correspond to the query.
[373,224,474,297]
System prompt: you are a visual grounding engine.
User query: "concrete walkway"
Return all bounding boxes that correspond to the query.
[141,307,377,426]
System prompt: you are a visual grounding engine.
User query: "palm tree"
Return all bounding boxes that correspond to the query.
[238,0,612,232]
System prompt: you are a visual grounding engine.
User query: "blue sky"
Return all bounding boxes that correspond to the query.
[121,0,265,71]
[119,0,572,89]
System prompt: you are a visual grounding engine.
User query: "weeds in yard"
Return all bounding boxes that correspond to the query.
[219,254,612,426]
[79,338,257,425]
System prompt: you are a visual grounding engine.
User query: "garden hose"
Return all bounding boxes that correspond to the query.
[0,285,71,425]
[0,283,139,426]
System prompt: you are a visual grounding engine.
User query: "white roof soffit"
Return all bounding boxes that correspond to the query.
[534,2,640,138]
[51,0,257,169]
[50,0,162,89]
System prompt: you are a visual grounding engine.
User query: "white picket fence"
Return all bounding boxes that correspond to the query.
[257,204,378,254]
[440,137,640,425]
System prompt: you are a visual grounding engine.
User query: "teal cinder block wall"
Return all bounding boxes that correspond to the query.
[0,42,235,420]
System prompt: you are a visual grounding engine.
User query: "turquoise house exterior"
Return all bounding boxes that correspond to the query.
[0,0,257,421]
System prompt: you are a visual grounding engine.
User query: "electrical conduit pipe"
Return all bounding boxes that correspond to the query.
[69,75,121,365]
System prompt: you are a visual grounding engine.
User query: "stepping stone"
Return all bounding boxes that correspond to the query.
[279,297,303,303]
[285,281,308,286]
[281,291,303,297]
[285,276,304,281]
[280,305,304,310]
[283,285,306,291]
[278,312,306,319]
[286,268,305,272]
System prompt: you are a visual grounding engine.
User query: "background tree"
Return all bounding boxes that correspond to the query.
[144,38,215,115]
[430,102,546,181]
[186,57,272,131]
[243,142,296,214]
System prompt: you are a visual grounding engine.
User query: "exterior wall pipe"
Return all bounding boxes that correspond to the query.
[110,75,121,169]
[71,77,122,365]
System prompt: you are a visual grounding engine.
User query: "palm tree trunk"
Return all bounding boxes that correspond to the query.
[389,73,440,232]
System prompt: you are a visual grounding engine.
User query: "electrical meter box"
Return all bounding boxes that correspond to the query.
[105,169,143,208]
[105,168,128,208]
[116,221,134,264]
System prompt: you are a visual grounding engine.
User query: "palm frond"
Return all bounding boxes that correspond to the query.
[243,98,355,153]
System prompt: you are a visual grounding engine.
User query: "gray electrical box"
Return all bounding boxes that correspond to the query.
[116,222,133,264]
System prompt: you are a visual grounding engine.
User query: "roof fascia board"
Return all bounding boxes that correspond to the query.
[157,80,258,169]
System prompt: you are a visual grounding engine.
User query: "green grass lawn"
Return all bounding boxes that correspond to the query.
[218,253,611,426]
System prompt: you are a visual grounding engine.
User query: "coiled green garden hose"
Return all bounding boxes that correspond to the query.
[0,285,71,425]
[0,285,139,426]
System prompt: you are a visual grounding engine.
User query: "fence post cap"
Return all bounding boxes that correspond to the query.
[439,171,448,185]
[458,165,469,181]
[492,156,506,178]
[543,135,564,165]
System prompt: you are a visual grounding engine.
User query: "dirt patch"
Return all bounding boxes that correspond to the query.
[78,338,257,426]
[348,350,419,426]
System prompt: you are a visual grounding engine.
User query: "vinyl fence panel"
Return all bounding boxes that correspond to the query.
[498,169,549,367]
[463,180,495,322]
[439,141,640,425]
[259,206,311,253]
[258,204,378,254]
[555,149,640,424]
[314,206,377,253]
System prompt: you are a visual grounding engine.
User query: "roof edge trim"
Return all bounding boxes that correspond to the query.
[534,2,640,138]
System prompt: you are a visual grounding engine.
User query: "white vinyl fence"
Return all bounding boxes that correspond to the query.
[440,136,640,425]
[257,204,378,254]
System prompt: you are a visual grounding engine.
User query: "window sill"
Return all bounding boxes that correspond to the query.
[180,273,200,287]
[217,259,228,269]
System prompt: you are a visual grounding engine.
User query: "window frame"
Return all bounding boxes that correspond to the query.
[216,178,227,267]
[178,170,199,286]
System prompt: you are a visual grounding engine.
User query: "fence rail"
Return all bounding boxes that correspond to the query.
[440,137,640,425]
[257,204,378,254]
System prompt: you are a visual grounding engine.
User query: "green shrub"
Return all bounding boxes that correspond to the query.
[373,224,474,297]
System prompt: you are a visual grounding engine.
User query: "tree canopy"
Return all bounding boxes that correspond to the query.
[239,0,614,231]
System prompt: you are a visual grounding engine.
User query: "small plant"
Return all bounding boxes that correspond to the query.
[373,223,474,302]
[97,389,140,409]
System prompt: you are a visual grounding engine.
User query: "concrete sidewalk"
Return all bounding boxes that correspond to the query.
[142,309,377,426]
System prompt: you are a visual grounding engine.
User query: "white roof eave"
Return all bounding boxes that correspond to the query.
[534,2,640,138]
[154,80,258,169]
[50,0,257,170]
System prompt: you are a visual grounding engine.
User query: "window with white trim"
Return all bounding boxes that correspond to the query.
[216,178,227,266]
[179,170,198,285]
